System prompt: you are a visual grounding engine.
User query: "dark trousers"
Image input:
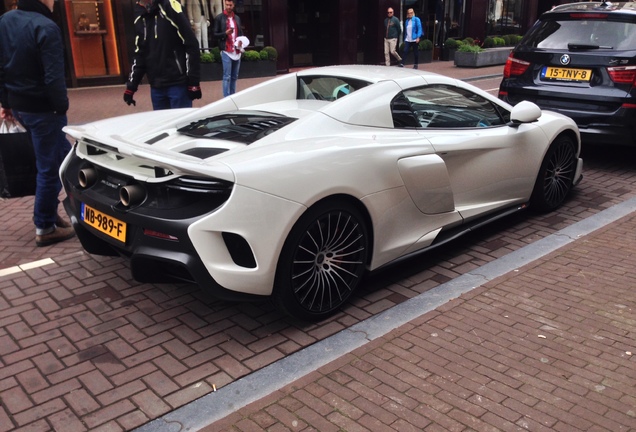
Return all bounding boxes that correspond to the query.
[402,41,419,66]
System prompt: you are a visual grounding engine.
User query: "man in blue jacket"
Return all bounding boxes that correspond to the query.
[400,8,424,69]
[0,0,75,246]
[124,0,202,110]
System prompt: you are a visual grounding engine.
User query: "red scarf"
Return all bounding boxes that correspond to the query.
[224,11,236,53]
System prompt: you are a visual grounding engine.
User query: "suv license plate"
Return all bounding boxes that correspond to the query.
[81,202,127,243]
[542,66,592,82]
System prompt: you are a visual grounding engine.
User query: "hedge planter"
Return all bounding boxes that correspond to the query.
[401,50,433,66]
[420,50,433,64]
[441,47,457,62]
[199,61,277,81]
[239,61,277,79]
[454,47,511,68]
[200,63,222,81]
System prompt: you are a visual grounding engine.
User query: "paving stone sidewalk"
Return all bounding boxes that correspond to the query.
[204,211,636,432]
[1,61,635,432]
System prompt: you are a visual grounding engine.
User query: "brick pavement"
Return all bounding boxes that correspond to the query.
[0,61,635,431]
[204,209,636,431]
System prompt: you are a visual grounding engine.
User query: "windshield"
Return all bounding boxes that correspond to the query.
[522,17,636,50]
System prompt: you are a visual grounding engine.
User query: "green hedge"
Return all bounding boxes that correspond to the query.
[262,46,278,61]
[211,47,221,63]
[457,44,484,53]
[418,39,433,51]
[200,52,214,63]
[242,50,261,61]
[483,34,523,48]
[444,38,461,49]
[202,46,277,63]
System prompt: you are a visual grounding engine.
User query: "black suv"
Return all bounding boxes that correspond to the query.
[499,2,636,146]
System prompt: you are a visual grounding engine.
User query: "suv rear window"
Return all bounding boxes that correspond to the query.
[522,16,636,50]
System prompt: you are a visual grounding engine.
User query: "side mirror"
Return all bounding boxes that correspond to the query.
[508,100,541,126]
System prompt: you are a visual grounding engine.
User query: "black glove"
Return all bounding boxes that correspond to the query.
[123,89,136,106]
[188,85,202,100]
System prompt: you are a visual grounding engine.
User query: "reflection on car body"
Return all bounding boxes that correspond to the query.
[61,65,583,320]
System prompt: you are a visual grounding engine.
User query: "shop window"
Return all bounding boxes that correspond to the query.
[487,0,523,35]
[64,0,120,78]
[235,0,264,47]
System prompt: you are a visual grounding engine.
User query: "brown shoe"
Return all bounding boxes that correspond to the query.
[35,226,76,247]
[56,213,72,228]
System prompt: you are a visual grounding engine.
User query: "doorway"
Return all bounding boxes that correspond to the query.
[289,0,337,67]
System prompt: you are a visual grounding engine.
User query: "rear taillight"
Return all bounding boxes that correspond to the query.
[607,66,636,85]
[143,229,179,241]
[503,55,530,78]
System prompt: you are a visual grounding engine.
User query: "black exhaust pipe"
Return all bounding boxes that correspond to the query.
[119,184,146,207]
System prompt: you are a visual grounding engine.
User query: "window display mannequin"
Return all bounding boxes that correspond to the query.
[186,0,210,52]
[77,12,89,31]
[209,0,222,18]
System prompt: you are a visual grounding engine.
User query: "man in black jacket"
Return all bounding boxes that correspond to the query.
[213,0,243,97]
[124,0,202,110]
[0,0,75,246]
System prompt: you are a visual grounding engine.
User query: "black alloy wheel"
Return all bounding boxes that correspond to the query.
[274,200,369,321]
[530,135,577,212]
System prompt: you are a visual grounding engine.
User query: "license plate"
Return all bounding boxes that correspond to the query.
[542,66,592,82]
[81,203,127,243]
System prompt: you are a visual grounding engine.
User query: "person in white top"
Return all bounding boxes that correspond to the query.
[213,0,244,96]
[400,8,423,69]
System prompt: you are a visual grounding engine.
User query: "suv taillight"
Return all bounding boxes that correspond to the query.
[607,66,636,85]
[503,55,530,78]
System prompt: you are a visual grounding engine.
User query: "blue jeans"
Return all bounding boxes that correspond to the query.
[15,111,71,232]
[222,52,241,97]
[403,41,419,66]
[150,85,192,110]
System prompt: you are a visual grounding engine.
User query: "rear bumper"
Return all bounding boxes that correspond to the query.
[576,124,635,146]
[63,197,266,302]
[500,92,636,146]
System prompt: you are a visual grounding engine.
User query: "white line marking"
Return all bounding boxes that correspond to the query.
[0,258,56,277]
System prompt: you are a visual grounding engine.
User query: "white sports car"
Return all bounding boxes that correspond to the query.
[61,65,583,320]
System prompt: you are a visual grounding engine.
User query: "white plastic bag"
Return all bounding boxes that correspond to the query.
[0,119,26,134]
[234,36,250,53]
[0,117,36,197]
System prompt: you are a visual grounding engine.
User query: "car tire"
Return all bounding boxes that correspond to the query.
[530,135,576,213]
[274,199,369,321]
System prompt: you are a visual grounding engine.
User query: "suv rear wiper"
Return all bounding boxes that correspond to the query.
[568,43,613,50]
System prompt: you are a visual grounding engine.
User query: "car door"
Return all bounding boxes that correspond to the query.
[394,84,547,222]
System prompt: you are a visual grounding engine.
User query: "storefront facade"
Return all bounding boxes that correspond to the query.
[0,0,574,88]
[61,0,127,87]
